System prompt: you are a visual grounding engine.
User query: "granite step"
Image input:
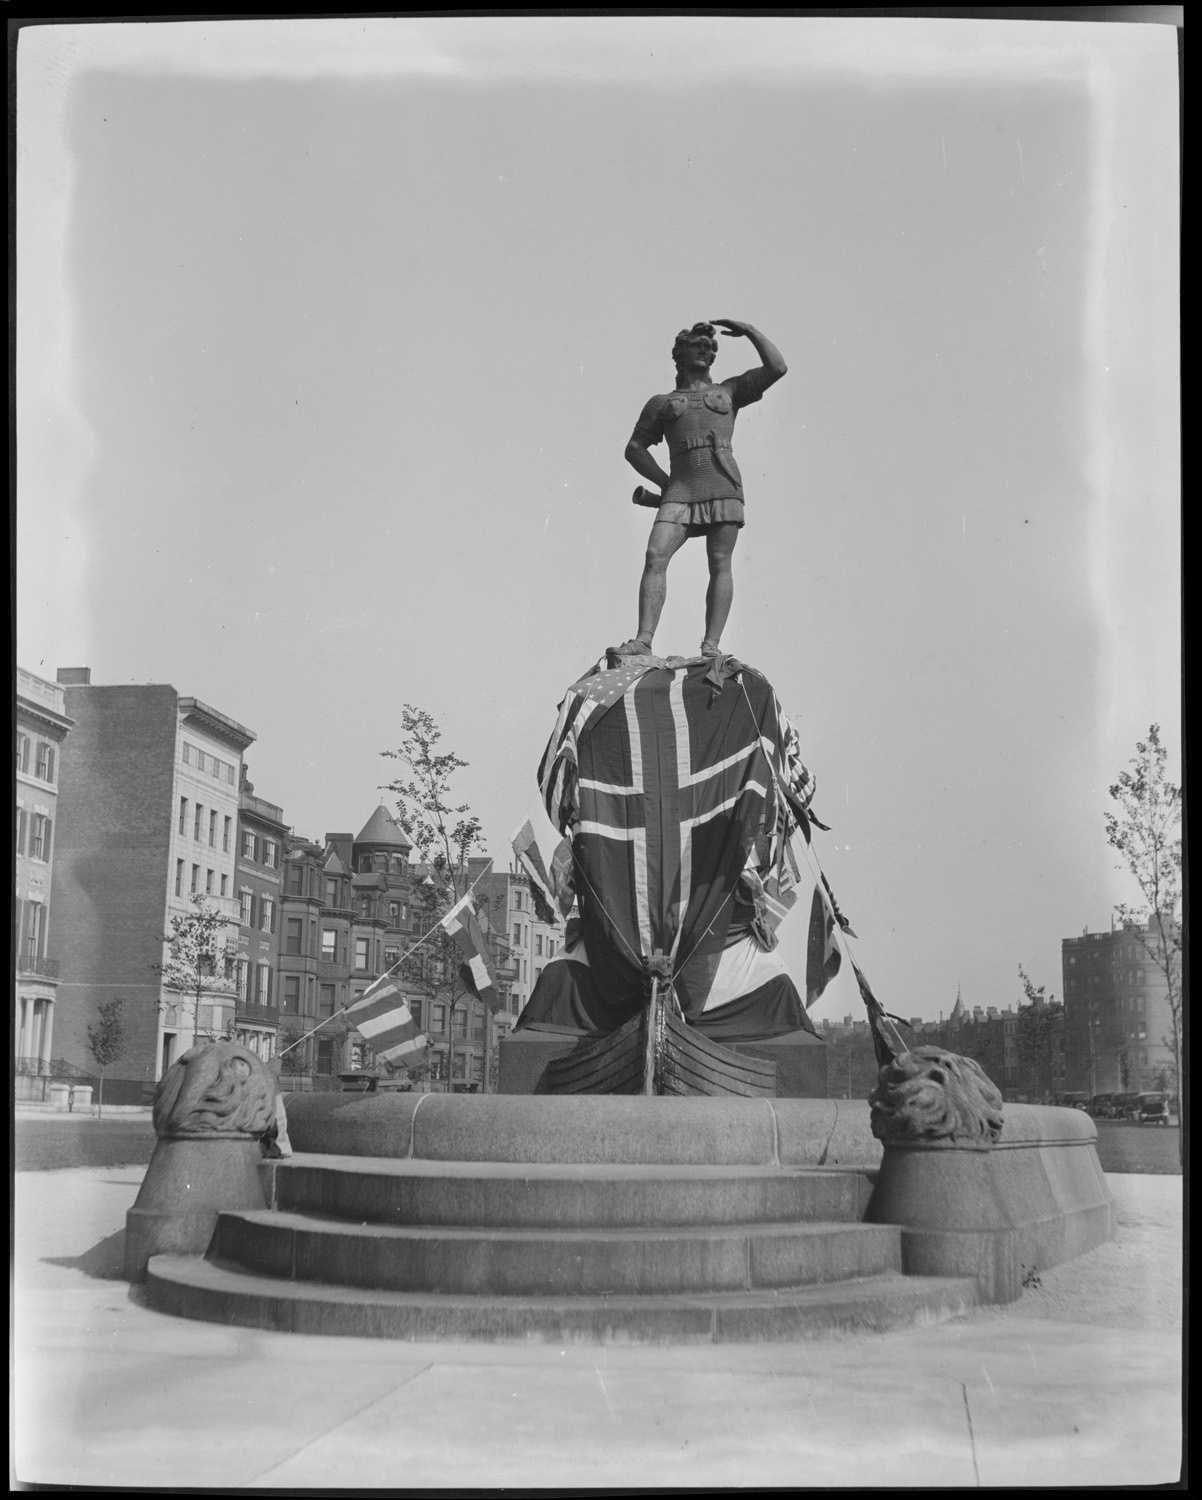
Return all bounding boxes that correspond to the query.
[215,1209,903,1296]
[144,1253,980,1344]
[267,1155,876,1229]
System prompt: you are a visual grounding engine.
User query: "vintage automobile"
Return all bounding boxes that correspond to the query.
[1136,1092,1171,1125]
[1088,1093,1115,1118]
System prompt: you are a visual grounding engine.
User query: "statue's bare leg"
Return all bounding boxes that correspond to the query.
[625,519,689,650]
[701,523,739,654]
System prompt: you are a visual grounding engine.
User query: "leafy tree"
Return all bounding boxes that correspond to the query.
[1104,725,1182,1100]
[155,893,238,1047]
[86,997,126,1119]
[1016,968,1064,1103]
[381,705,490,1092]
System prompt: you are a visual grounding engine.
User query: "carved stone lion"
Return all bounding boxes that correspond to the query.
[869,1046,1004,1146]
[152,1041,277,1140]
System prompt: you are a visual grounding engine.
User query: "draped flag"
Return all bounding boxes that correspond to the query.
[510,820,559,925]
[343,976,428,1068]
[804,882,843,1009]
[538,658,816,1019]
[440,892,500,1013]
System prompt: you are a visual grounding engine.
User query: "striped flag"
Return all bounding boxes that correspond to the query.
[344,976,428,1068]
[510,820,559,925]
[440,892,500,1013]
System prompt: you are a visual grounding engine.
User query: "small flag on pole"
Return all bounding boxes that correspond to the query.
[440,892,501,1013]
[344,976,428,1068]
[510,820,559,925]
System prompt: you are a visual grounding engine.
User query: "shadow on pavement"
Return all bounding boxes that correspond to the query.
[44,1228,128,1282]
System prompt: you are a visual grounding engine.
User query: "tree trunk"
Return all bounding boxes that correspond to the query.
[97,1069,105,1120]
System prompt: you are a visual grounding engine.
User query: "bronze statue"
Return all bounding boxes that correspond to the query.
[615,318,787,659]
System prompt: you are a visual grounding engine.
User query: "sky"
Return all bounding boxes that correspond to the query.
[16,16,1180,1024]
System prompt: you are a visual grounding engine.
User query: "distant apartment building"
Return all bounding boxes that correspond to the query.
[15,668,74,1095]
[48,669,254,1098]
[279,808,424,1083]
[1062,922,1177,1094]
[479,864,565,1030]
[232,772,289,1062]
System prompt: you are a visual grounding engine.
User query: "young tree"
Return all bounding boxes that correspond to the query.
[86,997,126,1119]
[1016,967,1064,1103]
[381,706,488,1092]
[155,893,238,1048]
[1104,725,1183,1101]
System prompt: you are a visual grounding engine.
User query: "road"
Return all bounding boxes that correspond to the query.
[13,1113,1181,1173]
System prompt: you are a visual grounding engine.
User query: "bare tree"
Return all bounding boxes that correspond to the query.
[1104,725,1183,1101]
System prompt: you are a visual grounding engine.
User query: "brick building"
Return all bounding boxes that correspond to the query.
[15,668,74,1097]
[48,669,254,1099]
[232,773,289,1062]
[1062,922,1178,1095]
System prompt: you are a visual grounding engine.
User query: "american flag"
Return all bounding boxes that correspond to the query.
[343,976,428,1067]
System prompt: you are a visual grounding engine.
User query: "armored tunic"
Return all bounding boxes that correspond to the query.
[630,368,772,508]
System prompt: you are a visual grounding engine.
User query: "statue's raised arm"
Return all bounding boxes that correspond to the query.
[614,319,787,662]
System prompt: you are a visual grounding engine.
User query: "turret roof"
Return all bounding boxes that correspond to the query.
[355,804,413,851]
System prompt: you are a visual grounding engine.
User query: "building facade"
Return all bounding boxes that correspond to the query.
[232,774,289,1062]
[15,668,74,1097]
[48,669,254,1098]
[1062,922,1177,1095]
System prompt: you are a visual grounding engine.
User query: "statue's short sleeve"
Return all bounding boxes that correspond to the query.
[724,369,772,410]
[630,395,666,447]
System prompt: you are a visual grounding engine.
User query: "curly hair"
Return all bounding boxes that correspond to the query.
[672,322,719,366]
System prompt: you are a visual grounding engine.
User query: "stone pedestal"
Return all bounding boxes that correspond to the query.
[124,1137,268,1282]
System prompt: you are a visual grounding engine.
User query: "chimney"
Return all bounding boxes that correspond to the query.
[56,667,92,685]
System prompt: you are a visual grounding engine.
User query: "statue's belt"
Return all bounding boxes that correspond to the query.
[669,432,740,488]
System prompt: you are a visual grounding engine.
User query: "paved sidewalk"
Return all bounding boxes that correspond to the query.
[12,1167,1183,1489]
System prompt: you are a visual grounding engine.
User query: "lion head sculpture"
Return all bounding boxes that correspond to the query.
[152,1041,277,1140]
[869,1046,1004,1147]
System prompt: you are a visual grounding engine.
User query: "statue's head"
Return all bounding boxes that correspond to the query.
[672,322,719,372]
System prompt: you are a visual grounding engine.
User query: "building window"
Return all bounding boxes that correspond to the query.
[354,937,370,971]
[205,868,215,894]
[283,975,302,1013]
[318,983,336,1017]
[239,888,253,925]
[285,917,304,956]
[242,830,256,860]
[182,742,192,765]
[16,732,31,772]
[193,804,204,840]
[263,840,277,869]
[207,810,216,847]
[325,878,339,907]
[174,860,184,896]
[453,1009,467,1038]
[15,805,26,856]
[179,797,188,835]
[514,889,523,912]
[255,964,272,1004]
[226,764,236,786]
[28,814,51,861]
[260,897,275,934]
[236,960,249,1000]
[535,934,544,957]
[220,874,229,896]
[286,863,303,895]
[433,1003,448,1033]
[512,923,521,945]
[384,945,400,967]
[191,863,201,894]
[222,816,232,853]
[35,742,55,783]
[321,929,337,959]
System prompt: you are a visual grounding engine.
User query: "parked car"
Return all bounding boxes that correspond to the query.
[1055,1092,1090,1111]
[1088,1094,1115,1118]
[1112,1092,1143,1120]
[1136,1092,1170,1125]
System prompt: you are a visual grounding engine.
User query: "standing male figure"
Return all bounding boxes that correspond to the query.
[615,318,787,659]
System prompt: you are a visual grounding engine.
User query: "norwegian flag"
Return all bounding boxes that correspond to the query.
[510,820,560,926]
[538,658,814,1018]
[440,892,500,1013]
